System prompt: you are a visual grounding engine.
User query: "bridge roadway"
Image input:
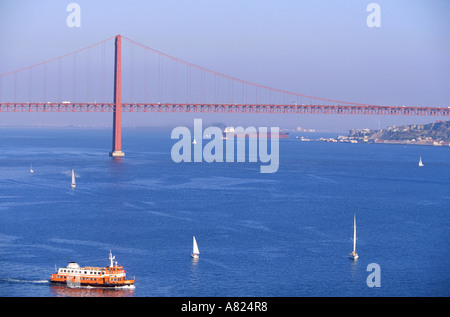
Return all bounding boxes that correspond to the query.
[1,103,449,116]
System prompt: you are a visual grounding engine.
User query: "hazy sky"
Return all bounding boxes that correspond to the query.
[0,0,449,131]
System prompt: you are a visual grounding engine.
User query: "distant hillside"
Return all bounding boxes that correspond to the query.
[348,120,450,146]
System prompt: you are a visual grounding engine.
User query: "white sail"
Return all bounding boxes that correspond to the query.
[192,236,200,255]
[30,163,34,173]
[419,156,424,167]
[71,169,76,188]
[349,213,359,260]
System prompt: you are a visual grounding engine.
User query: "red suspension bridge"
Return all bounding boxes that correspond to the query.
[1,35,449,156]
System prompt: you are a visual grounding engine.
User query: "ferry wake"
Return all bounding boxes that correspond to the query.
[50,251,135,288]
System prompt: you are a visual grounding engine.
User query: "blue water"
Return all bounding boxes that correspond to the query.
[0,127,449,297]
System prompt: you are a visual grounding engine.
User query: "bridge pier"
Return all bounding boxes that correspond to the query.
[110,35,125,157]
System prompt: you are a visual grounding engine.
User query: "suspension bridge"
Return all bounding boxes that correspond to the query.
[1,35,449,156]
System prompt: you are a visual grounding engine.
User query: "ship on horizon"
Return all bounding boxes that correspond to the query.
[222,127,289,139]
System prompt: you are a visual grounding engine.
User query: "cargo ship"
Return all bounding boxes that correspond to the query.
[222,127,289,139]
[50,251,135,288]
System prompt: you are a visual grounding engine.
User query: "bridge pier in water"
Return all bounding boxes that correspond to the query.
[110,35,125,157]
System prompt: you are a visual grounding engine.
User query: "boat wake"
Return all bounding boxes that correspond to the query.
[1,278,49,285]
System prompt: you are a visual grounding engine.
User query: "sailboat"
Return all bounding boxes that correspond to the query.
[30,163,34,173]
[192,138,197,145]
[191,236,200,259]
[418,156,424,167]
[349,214,359,260]
[71,169,76,189]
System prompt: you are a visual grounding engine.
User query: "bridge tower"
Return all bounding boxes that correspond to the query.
[110,34,125,157]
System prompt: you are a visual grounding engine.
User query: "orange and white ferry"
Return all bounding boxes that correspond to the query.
[50,251,135,288]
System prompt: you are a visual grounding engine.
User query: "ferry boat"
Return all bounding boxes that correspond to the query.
[50,251,135,288]
[222,127,289,139]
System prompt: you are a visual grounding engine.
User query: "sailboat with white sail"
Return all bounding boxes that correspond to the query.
[349,214,359,260]
[71,169,76,189]
[191,236,200,259]
[30,163,34,173]
[418,156,424,167]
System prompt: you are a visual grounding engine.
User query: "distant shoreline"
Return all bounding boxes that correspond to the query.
[346,120,450,147]
[369,139,450,147]
[298,136,450,147]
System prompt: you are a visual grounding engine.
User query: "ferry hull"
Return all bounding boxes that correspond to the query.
[49,279,135,288]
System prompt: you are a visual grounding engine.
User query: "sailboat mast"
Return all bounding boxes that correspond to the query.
[353,214,357,253]
[71,169,76,188]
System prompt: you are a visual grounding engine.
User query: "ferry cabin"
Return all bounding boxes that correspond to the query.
[50,262,134,287]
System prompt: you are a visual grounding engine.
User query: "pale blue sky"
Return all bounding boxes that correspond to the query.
[0,0,449,131]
